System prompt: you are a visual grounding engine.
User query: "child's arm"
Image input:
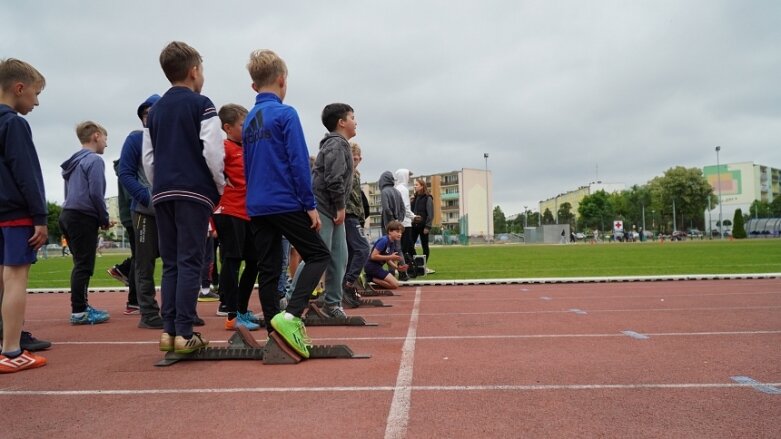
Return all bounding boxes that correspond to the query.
[86,158,110,228]
[5,118,47,227]
[283,108,317,211]
[118,133,151,207]
[200,102,225,194]
[142,127,154,187]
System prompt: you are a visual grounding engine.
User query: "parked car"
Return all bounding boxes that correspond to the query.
[670,231,687,241]
[687,229,703,239]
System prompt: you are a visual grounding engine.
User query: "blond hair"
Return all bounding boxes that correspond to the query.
[0,58,46,91]
[247,50,287,88]
[159,41,202,83]
[75,121,107,144]
[350,142,361,156]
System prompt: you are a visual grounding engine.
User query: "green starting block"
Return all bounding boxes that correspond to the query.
[155,326,371,367]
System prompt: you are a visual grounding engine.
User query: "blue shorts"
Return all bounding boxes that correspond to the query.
[364,263,391,282]
[0,226,37,266]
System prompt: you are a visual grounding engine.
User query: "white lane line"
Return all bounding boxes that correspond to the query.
[4,382,781,397]
[384,286,422,439]
[50,330,781,345]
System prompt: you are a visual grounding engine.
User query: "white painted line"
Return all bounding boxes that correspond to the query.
[4,382,781,397]
[50,330,781,345]
[384,287,421,439]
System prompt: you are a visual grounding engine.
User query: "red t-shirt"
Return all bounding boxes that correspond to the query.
[0,217,34,227]
[213,139,249,221]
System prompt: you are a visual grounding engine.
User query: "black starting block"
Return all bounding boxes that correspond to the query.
[155,326,371,367]
[355,278,397,297]
[256,302,378,327]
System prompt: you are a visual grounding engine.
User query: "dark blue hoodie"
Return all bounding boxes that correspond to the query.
[0,104,47,225]
[61,148,109,227]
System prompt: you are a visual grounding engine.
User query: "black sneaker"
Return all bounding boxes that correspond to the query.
[193,315,205,326]
[20,331,52,351]
[322,303,347,319]
[137,315,164,329]
[216,302,228,317]
[342,282,362,308]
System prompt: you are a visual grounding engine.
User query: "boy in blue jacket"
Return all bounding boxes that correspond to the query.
[243,49,330,358]
[143,42,224,354]
[0,58,49,373]
[60,121,113,325]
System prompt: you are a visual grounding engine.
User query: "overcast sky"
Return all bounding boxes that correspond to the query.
[3,0,779,216]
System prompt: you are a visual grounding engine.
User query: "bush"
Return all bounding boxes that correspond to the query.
[732,208,747,239]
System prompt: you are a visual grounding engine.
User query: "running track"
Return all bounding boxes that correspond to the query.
[2,278,780,438]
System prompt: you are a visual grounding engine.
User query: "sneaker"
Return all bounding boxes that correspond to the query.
[174,332,209,354]
[279,296,288,310]
[107,266,129,286]
[159,333,175,352]
[342,282,362,308]
[225,313,260,331]
[0,350,47,373]
[197,289,220,302]
[20,331,51,351]
[216,302,229,317]
[138,315,164,329]
[240,310,260,324]
[70,306,110,325]
[193,315,205,326]
[269,312,311,359]
[322,303,347,319]
[237,312,260,331]
[124,304,140,315]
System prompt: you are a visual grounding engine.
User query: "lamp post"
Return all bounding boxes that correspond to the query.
[484,153,490,242]
[523,205,528,230]
[715,146,724,239]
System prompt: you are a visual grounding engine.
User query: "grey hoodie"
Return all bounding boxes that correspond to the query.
[61,148,109,227]
[311,132,353,219]
[379,171,404,232]
[394,168,415,227]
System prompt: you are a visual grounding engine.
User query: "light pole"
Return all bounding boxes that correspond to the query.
[715,146,724,239]
[484,153,490,242]
[523,205,528,230]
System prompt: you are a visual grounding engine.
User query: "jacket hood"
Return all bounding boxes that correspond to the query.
[0,104,14,118]
[61,149,92,179]
[319,132,347,149]
[379,171,396,188]
[137,94,161,121]
[394,168,412,186]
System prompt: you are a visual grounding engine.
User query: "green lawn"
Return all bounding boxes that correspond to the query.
[27,239,780,288]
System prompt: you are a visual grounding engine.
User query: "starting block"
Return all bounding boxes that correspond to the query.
[355,277,397,297]
[155,326,371,367]
[255,302,379,327]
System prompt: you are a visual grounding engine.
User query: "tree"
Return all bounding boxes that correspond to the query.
[749,200,771,218]
[47,201,62,244]
[648,166,714,232]
[732,208,746,238]
[577,190,613,231]
[771,197,781,217]
[493,206,507,234]
[557,202,575,227]
[542,208,555,225]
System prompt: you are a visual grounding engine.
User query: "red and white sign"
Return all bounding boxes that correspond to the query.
[613,220,624,232]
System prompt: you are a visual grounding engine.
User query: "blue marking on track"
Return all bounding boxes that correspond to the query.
[731,376,781,394]
[621,330,650,340]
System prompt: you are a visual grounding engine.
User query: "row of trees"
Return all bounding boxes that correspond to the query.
[494,166,781,235]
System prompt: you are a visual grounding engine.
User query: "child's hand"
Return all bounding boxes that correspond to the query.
[398,264,408,272]
[308,209,321,232]
[29,225,48,250]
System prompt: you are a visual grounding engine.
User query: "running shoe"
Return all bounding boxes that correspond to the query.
[70,306,110,325]
[107,266,129,286]
[174,333,209,354]
[159,333,175,352]
[0,350,47,373]
[20,331,51,351]
[321,303,347,319]
[269,312,311,359]
[124,304,140,315]
[197,288,220,302]
[216,302,229,316]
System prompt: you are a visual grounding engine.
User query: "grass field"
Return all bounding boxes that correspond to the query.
[27,239,780,289]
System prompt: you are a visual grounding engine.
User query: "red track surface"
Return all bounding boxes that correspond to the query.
[3,279,780,438]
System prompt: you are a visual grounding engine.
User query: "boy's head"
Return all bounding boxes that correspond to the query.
[159,41,203,92]
[247,50,287,97]
[321,103,356,138]
[218,104,248,143]
[350,142,362,169]
[76,121,108,154]
[386,220,404,239]
[0,58,46,115]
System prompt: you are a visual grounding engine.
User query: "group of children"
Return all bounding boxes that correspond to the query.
[0,43,429,373]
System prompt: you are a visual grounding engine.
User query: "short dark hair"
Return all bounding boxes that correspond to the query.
[321,103,353,132]
[218,104,248,126]
[159,41,202,83]
[386,220,404,233]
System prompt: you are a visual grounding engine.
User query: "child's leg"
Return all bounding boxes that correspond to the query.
[1,264,31,353]
[250,215,283,330]
[344,217,370,286]
[319,215,347,307]
[373,273,399,290]
[172,201,211,338]
[60,210,99,313]
[133,212,161,320]
[200,236,214,290]
[237,258,258,313]
[277,237,290,295]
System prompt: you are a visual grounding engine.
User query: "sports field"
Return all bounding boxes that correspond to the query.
[28,239,781,289]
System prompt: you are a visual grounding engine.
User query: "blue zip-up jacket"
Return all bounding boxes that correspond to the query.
[243,93,316,216]
[119,94,159,216]
[142,86,224,208]
[0,104,47,225]
[61,148,110,227]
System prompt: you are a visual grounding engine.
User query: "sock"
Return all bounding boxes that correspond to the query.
[2,349,22,358]
[228,312,237,320]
